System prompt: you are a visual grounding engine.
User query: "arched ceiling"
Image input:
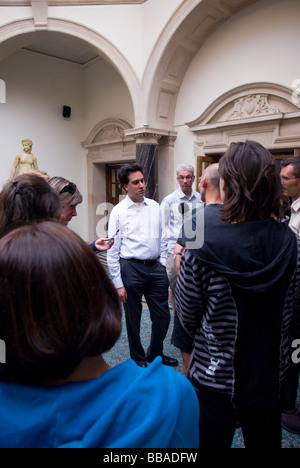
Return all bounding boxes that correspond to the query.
[143,0,262,130]
[0,0,263,129]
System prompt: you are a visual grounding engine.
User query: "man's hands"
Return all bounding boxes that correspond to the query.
[117,286,127,303]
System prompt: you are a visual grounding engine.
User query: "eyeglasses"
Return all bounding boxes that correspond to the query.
[59,182,77,195]
[281,176,300,182]
[177,175,193,181]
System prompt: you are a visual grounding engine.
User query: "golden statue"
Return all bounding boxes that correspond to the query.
[10,139,38,180]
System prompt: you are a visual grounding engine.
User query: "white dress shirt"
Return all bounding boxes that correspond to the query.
[289,196,300,236]
[160,188,203,253]
[107,195,168,289]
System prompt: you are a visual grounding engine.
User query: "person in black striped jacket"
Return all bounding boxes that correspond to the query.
[175,140,300,448]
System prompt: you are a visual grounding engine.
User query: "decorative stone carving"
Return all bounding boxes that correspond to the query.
[93,125,125,143]
[82,118,133,150]
[186,83,300,157]
[124,127,177,146]
[31,0,48,30]
[225,94,280,121]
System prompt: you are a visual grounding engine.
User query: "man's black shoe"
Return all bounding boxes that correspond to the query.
[161,355,179,367]
[146,353,179,367]
[134,360,147,368]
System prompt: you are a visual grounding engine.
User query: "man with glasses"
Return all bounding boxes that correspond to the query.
[160,164,202,372]
[280,156,300,435]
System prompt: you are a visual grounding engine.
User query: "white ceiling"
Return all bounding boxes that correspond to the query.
[22,31,100,65]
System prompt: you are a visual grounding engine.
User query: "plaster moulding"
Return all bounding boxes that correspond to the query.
[124,127,177,146]
[0,1,146,5]
[82,118,134,149]
[187,83,300,154]
[82,118,137,164]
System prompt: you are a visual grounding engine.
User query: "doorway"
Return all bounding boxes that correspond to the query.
[106,164,127,206]
[196,155,220,184]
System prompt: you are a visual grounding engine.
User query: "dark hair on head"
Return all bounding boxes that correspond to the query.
[219,140,284,223]
[118,163,144,187]
[0,174,61,238]
[0,222,122,383]
[280,156,300,177]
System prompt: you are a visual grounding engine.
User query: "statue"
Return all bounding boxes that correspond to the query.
[9,139,38,180]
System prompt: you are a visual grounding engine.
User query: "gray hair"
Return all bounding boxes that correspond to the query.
[176,163,195,176]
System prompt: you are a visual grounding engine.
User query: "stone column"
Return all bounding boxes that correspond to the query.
[124,127,177,202]
[136,142,158,200]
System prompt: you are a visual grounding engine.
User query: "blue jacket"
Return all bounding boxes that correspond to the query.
[0,357,199,448]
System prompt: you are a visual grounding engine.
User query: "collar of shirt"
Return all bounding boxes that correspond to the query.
[291,196,300,213]
[176,187,198,202]
[125,194,148,207]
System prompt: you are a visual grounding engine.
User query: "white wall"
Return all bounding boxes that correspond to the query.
[83,58,134,138]
[175,0,300,130]
[1,0,299,219]
[171,0,300,183]
[49,0,182,82]
[0,48,135,240]
[0,49,86,236]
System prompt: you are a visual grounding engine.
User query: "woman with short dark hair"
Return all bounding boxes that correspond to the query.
[0,173,61,238]
[0,222,199,448]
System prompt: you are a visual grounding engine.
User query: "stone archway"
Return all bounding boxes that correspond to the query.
[0,17,141,122]
[142,0,262,131]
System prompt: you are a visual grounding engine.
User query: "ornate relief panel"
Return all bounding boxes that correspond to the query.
[187,83,300,156]
[81,118,136,164]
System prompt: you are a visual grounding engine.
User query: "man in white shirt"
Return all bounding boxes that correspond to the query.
[160,163,202,304]
[107,163,178,368]
[160,164,202,372]
[280,156,300,435]
[281,157,300,236]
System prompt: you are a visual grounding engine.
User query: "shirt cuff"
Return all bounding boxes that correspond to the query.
[112,277,124,289]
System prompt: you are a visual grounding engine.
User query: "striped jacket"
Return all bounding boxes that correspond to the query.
[175,216,300,409]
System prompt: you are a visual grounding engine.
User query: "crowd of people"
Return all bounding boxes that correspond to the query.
[0,139,298,448]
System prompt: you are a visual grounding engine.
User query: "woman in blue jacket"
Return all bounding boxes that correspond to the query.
[0,221,199,448]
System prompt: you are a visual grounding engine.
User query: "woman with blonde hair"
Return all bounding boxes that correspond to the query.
[49,175,111,251]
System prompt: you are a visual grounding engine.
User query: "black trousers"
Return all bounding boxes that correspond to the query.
[120,258,170,363]
[195,385,282,448]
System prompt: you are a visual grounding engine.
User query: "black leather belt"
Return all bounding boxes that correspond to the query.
[128,258,158,266]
